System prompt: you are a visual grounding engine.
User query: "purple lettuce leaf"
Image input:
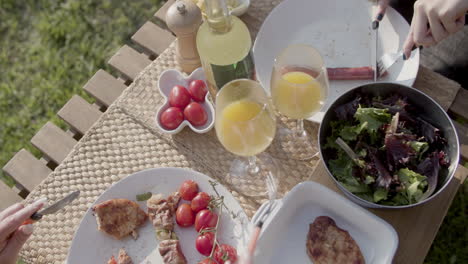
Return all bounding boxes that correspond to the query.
[417,152,440,200]
[385,134,417,171]
[436,150,450,167]
[335,96,361,121]
[368,148,393,189]
[416,117,441,144]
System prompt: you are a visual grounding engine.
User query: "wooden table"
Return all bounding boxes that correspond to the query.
[1,0,467,263]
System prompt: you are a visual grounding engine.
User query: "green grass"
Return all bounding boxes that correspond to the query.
[0,0,466,263]
[0,0,162,185]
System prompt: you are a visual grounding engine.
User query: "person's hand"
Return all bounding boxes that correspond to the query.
[403,0,468,59]
[374,0,390,23]
[0,198,46,264]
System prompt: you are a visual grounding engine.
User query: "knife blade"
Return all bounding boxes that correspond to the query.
[29,190,80,221]
[372,20,379,82]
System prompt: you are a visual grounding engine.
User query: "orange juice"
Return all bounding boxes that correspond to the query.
[272,71,324,119]
[216,100,276,157]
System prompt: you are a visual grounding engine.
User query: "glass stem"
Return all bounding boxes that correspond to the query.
[296,119,307,137]
[247,156,260,174]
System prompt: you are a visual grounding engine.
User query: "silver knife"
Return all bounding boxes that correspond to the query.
[372,20,379,82]
[29,190,80,221]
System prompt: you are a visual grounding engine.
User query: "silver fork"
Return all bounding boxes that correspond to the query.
[377,50,403,78]
[244,173,278,263]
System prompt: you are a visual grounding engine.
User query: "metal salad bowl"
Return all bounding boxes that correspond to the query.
[318,82,460,209]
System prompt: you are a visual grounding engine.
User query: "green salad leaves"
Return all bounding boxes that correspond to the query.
[325,95,448,206]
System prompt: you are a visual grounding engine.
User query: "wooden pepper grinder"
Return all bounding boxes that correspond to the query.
[166,0,202,73]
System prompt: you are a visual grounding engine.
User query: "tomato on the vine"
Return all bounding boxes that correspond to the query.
[198,258,217,264]
[214,244,237,264]
[179,180,199,201]
[195,209,218,232]
[191,192,211,213]
[195,231,215,256]
[175,203,195,227]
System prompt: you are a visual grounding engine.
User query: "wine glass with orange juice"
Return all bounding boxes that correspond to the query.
[271,44,329,160]
[215,79,278,197]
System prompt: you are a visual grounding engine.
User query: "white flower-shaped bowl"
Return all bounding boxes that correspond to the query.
[156,68,215,134]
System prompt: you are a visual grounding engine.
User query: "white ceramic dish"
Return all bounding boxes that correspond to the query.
[156,68,215,134]
[253,0,420,123]
[67,167,250,263]
[251,182,398,264]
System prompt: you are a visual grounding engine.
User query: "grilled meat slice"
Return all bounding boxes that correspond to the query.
[158,239,187,264]
[93,199,147,240]
[107,248,133,264]
[147,194,174,231]
[147,192,180,239]
[107,256,117,264]
[117,248,133,264]
[307,216,365,264]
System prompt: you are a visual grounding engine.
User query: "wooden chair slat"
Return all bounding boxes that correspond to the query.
[58,95,102,135]
[413,66,462,111]
[154,0,175,23]
[453,121,468,161]
[108,45,152,81]
[0,181,22,211]
[83,69,127,107]
[449,88,468,120]
[131,21,175,56]
[3,149,52,192]
[31,122,77,164]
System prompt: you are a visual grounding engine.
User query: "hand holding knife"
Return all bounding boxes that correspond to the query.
[0,191,79,262]
[23,190,80,225]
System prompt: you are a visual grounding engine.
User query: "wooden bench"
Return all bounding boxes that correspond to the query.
[2,0,468,224]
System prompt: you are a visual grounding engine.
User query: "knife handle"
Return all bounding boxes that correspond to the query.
[21,212,43,225]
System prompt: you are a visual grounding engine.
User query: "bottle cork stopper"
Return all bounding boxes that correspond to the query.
[166,0,202,73]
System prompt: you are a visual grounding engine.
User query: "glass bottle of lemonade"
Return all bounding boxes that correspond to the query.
[196,0,255,98]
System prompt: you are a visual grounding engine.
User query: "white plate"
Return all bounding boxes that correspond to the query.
[252,182,398,264]
[67,168,250,263]
[253,0,420,123]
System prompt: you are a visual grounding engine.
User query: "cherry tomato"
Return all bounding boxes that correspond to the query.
[176,203,195,227]
[198,258,217,264]
[196,231,215,256]
[160,107,184,130]
[169,85,191,109]
[195,209,218,232]
[188,79,208,102]
[184,102,208,126]
[191,192,211,213]
[214,244,238,264]
[179,180,199,201]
